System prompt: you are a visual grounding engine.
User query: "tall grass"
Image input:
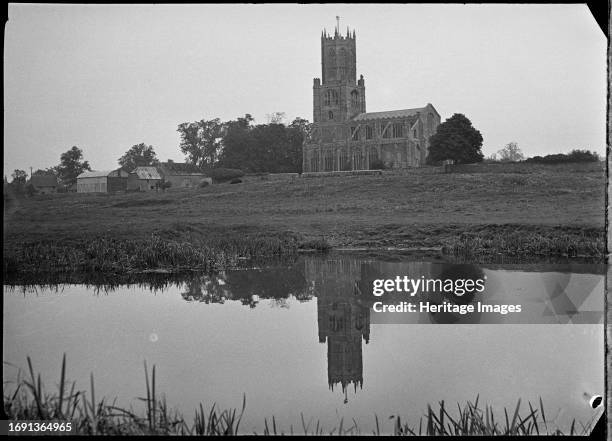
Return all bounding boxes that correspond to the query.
[446,227,604,259]
[4,356,599,435]
[3,233,315,276]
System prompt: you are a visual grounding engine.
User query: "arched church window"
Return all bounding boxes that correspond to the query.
[351,90,359,108]
[413,129,418,138]
[325,90,339,106]
[328,111,334,120]
[392,123,404,138]
[382,123,391,139]
[365,125,373,140]
[368,148,378,166]
[427,112,435,133]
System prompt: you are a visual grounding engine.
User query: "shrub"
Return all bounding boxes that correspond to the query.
[526,150,600,164]
[205,168,245,183]
[198,180,210,188]
[229,178,242,184]
[160,181,172,191]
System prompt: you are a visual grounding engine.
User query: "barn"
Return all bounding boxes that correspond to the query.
[127,166,162,192]
[77,169,129,193]
[29,174,58,194]
[158,161,211,188]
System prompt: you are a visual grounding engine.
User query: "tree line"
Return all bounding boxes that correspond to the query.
[6,114,312,191]
[177,114,310,173]
[6,111,602,191]
[426,113,600,166]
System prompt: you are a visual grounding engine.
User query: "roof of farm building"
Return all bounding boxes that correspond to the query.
[30,174,58,187]
[131,166,161,180]
[77,169,128,179]
[78,170,115,179]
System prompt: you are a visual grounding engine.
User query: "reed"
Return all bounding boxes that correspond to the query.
[446,227,604,259]
[3,232,314,276]
[3,356,599,436]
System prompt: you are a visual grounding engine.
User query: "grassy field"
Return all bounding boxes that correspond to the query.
[3,162,606,274]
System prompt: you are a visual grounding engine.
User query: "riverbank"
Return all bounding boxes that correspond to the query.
[4,162,605,276]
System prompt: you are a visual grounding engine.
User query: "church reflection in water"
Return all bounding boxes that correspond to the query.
[307,259,371,403]
[177,256,602,402]
[306,258,487,402]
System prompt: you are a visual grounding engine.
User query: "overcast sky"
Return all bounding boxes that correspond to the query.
[4,4,606,176]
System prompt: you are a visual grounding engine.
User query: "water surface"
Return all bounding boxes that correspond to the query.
[3,255,604,434]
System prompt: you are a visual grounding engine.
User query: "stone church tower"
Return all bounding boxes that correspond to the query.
[303,23,441,172]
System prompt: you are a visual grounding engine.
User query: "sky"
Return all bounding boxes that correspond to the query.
[4,4,606,177]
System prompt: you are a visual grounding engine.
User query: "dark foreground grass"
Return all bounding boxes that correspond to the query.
[3,355,600,435]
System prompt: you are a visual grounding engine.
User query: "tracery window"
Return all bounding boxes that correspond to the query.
[392,123,403,138]
[351,90,359,108]
[368,148,378,166]
[324,150,334,171]
[382,123,391,139]
[324,89,339,106]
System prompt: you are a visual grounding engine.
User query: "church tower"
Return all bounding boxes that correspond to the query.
[312,22,366,144]
[302,21,440,173]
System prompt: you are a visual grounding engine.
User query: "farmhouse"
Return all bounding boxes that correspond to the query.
[77,169,129,193]
[127,166,162,192]
[158,161,211,188]
[29,173,58,194]
[302,25,441,172]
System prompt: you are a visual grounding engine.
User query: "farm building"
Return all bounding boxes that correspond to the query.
[158,162,211,188]
[29,173,58,194]
[127,166,162,192]
[77,169,129,193]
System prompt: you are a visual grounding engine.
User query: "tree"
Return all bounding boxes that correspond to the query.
[496,142,524,162]
[118,143,159,172]
[217,114,255,170]
[289,117,313,144]
[11,169,27,184]
[56,146,91,186]
[266,112,286,124]
[426,114,484,165]
[217,115,308,173]
[177,118,225,168]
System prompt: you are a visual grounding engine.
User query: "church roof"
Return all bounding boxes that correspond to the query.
[352,107,426,121]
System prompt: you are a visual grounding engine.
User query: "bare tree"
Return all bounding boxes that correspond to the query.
[496,142,524,162]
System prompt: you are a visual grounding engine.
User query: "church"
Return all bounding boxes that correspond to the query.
[302,23,441,172]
